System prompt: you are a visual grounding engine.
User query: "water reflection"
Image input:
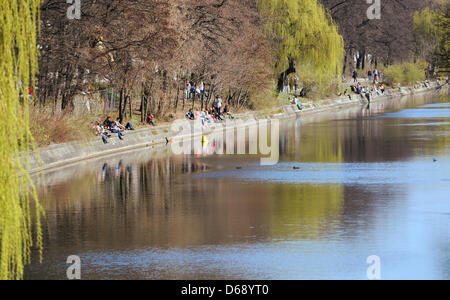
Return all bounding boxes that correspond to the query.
[26,91,450,279]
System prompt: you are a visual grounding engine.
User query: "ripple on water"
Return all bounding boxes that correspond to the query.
[419,103,450,108]
[389,121,450,127]
[196,161,450,185]
[381,108,450,119]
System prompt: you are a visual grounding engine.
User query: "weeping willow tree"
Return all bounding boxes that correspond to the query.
[414,2,450,75]
[0,0,43,280]
[257,0,344,96]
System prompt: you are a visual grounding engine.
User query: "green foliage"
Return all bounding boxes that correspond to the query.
[383,62,426,86]
[0,0,43,280]
[436,4,450,74]
[414,8,439,38]
[296,63,340,98]
[414,4,450,74]
[257,0,344,94]
[248,84,280,110]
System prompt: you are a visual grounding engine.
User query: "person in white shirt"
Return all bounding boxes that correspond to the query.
[294,97,302,111]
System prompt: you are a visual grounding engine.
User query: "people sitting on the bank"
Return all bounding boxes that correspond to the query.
[186,109,195,120]
[223,105,234,119]
[199,109,207,125]
[125,122,134,130]
[146,112,156,126]
[110,123,124,140]
[114,118,125,130]
[294,96,302,111]
[210,107,223,121]
[379,84,385,94]
[186,104,232,125]
[93,122,110,144]
[355,83,362,95]
[359,84,364,94]
[114,118,135,131]
[103,116,114,129]
[372,86,381,96]
[204,109,214,124]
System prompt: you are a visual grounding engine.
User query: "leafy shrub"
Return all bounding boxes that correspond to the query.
[383,61,426,86]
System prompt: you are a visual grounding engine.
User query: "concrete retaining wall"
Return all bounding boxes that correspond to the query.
[29,82,447,174]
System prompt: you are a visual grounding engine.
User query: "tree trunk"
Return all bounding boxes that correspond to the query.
[118,88,124,123]
[175,80,182,111]
[206,84,214,109]
[277,59,296,92]
[128,95,132,119]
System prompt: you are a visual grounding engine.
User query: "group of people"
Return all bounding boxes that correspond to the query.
[93,117,134,144]
[350,82,385,102]
[367,69,381,83]
[283,74,300,94]
[352,69,382,84]
[185,96,234,125]
[186,81,205,100]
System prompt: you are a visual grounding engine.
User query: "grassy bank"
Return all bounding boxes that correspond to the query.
[31,78,445,148]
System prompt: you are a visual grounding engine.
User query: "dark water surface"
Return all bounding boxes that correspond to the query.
[25,91,450,280]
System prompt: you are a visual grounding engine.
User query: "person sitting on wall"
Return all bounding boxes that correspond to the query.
[125,122,134,130]
[93,121,110,144]
[186,109,195,120]
[223,105,234,119]
[110,123,124,140]
[103,116,114,129]
[357,83,363,94]
[114,118,125,130]
[204,109,214,124]
[294,96,303,111]
[115,118,134,131]
[208,108,217,121]
[146,112,156,126]
[210,107,223,121]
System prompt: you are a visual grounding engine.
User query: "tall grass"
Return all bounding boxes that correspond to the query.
[29,108,95,147]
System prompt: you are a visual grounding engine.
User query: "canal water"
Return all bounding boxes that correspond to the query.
[25,91,450,280]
